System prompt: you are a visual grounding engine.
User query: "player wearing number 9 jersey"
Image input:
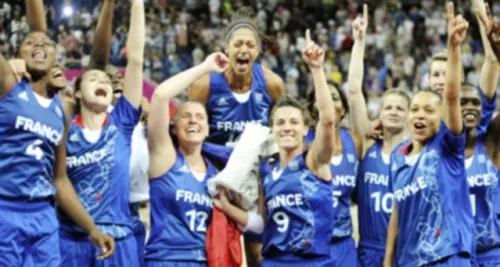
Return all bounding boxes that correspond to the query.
[145,53,231,266]
[384,8,473,266]
[188,7,284,266]
[257,31,336,266]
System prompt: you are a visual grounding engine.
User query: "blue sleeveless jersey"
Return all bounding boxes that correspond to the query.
[261,153,334,259]
[0,81,65,201]
[145,150,217,262]
[389,121,473,267]
[206,63,272,146]
[466,140,500,253]
[476,85,497,137]
[306,128,358,239]
[59,97,141,238]
[356,140,408,248]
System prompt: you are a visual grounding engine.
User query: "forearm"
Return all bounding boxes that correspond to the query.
[26,0,47,32]
[348,40,370,137]
[88,0,115,70]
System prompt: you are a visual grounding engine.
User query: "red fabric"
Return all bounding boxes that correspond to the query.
[206,208,243,267]
[73,114,109,127]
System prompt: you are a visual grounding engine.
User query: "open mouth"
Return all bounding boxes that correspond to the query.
[186,127,200,135]
[463,112,478,123]
[388,117,400,123]
[95,88,108,97]
[235,58,250,70]
[113,88,123,95]
[52,69,64,79]
[413,121,426,134]
[435,88,444,95]
[32,49,47,62]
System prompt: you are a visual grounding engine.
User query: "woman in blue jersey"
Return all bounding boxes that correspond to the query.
[57,0,145,266]
[344,5,411,267]
[188,7,285,264]
[145,52,230,266]
[384,4,473,267]
[0,1,114,265]
[215,30,337,266]
[304,19,363,267]
[462,3,500,266]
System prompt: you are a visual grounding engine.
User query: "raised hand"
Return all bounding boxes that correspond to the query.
[352,4,368,42]
[302,29,325,69]
[8,59,31,82]
[202,52,229,73]
[476,2,500,62]
[447,2,469,47]
[88,229,115,260]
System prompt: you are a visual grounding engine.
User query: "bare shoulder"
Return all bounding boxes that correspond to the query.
[188,73,211,104]
[262,67,284,101]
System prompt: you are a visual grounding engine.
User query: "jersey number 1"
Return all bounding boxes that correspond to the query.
[26,139,44,160]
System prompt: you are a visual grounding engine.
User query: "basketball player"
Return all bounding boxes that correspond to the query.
[463,2,500,266]
[345,6,411,266]
[0,11,113,267]
[144,52,229,266]
[304,17,363,267]
[215,30,337,266]
[188,6,284,265]
[384,4,473,266]
[58,0,144,266]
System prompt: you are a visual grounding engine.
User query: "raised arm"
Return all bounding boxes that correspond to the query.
[303,30,336,178]
[122,0,145,108]
[54,99,115,260]
[25,0,47,32]
[87,0,116,71]
[348,5,371,143]
[444,3,468,135]
[148,53,229,178]
[473,0,499,100]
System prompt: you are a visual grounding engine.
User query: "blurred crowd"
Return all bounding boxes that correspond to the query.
[1,0,499,119]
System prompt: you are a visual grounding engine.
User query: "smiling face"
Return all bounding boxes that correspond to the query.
[105,64,124,104]
[429,60,446,95]
[379,93,410,132]
[48,63,67,91]
[18,31,56,76]
[271,106,308,152]
[76,70,113,113]
[408,91,442,143]
[460,84,482,130]
[225,27,260,76]
[173,102,209,145]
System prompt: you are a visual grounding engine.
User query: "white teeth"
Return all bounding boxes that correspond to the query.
[465,114,476,120]
[187,128,198,134]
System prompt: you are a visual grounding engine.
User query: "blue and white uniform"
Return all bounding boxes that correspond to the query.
[260,153,334,266]
[389,122,473,267]
[306,128,358,266]
[356,140,408,266]
[59,96,141,266]
[145,150,217,267]
[0,81,65,266]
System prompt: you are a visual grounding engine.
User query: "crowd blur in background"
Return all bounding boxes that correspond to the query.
[1,0,500,118]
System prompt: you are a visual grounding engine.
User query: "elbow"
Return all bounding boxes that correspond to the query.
[318,112,336,127]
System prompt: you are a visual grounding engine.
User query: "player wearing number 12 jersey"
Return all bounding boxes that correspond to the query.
[145,53,230,266]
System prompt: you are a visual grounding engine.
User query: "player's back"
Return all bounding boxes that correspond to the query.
[206,63,272,146]
[0,80,65,201]
[145,149,217,262]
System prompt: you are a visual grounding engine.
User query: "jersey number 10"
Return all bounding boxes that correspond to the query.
[371,192,393,213]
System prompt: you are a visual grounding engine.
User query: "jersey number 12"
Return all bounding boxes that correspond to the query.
[185,209,208,232]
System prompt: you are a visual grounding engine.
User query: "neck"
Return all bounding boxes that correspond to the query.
[30,76,51,98]
[225,68,252,92]
[179,143,205,167]
[80,107,108,130]
[382,128,407,153]
[278,145,303,170]
[409,140,425,156]
[465,127,477,148]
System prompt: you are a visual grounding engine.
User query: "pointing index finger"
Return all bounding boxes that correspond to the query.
[363,4,368,22]
[305,29,311,45]
[448,2,455,22]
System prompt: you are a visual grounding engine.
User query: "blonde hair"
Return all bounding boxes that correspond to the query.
[381,88,411,109]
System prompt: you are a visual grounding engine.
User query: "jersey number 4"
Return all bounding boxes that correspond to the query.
[26,139,44,160]
[185,209,208,233]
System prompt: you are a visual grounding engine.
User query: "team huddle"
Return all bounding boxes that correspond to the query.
[1,0,500,267]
